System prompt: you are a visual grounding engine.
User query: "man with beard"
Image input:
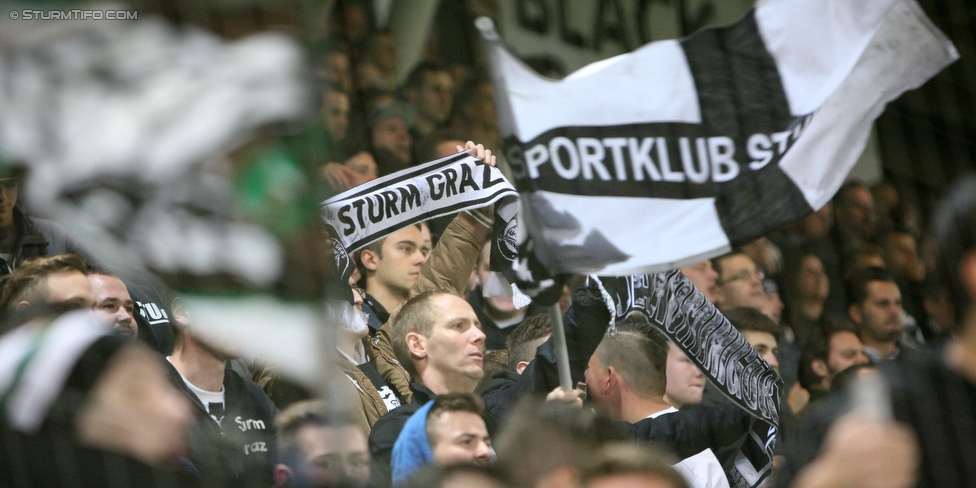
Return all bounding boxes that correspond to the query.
[847,267,908,361]
[87,272,138,339]
[332,285,401,434]
[165,299,278,487]
[368,103,415,176]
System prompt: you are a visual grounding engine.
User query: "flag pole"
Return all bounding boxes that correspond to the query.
[548,304,573,392]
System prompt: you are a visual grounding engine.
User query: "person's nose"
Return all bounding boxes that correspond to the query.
[475,440,492,461]
[472,326,486,346]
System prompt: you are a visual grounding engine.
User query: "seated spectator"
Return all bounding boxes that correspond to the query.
[449,77,500,153]
[795,323,870,412]
[368,102,416,176]
[712,252,766,312]
[788,253,830,342]
[321,81,350,146]
[832,181,877,255]
[87,271,138,339]
[273,402,370,488]
[402,62,455,139]
[391,393,492,484]
[356,30,398,92]
[846,267,914,361]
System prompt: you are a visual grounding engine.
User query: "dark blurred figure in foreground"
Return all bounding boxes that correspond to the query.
[165,299,278,487]
[0,255,195,487]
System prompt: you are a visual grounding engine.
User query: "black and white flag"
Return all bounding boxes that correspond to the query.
[596,272,780,488]
[479,0,957,276]
[320,152,521,295]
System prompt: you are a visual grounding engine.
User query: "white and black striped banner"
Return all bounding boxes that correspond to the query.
[597,271,780,488]
[320,152,519,286]
[479,0,957,277]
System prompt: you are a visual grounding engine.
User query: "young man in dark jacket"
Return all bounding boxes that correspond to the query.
[0,177,77,276]
[165,301,278,488]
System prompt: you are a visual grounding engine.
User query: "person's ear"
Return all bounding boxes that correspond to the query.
[811,359,829,379]
[516,360,531,375]
[405,332,427,361]
[606,366,619,391]
[959,250,976,302]
[15,300,30,311]
[273,464,293,488]
[361,249,380,272]
[849,304,862,324]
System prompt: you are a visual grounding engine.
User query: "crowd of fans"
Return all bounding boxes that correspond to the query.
[1,3,975,488]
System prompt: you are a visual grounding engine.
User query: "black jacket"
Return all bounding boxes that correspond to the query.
[0,207,76,275]
[0,336,198,488]
[367,382,435,488]
[362,294,389,335]
[164,361,277,488]
[481,279,613,422]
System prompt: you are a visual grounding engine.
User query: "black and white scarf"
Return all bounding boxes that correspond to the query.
[320,152,525,303]
[594,272,780,488]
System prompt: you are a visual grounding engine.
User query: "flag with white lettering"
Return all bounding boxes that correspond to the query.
[320,152,519,288]
[478,0,957,278]
[596,272,780,488]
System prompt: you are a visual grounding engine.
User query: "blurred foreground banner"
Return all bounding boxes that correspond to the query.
[479,0,957,280]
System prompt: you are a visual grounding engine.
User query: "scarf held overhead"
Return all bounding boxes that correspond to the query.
[320,152,522,300]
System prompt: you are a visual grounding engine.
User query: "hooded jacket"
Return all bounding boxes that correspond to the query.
[390,400,435,485]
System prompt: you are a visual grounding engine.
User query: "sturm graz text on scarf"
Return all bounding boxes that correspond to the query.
[595,272,780,488]
[320,152,519,287]
[479,0,957,278]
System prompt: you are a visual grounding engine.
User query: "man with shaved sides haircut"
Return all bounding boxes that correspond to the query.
[585,319,729,488]
[87,272,137,338]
